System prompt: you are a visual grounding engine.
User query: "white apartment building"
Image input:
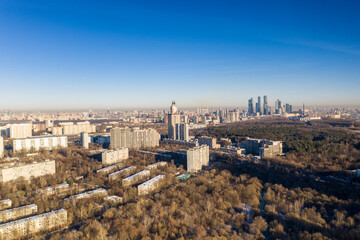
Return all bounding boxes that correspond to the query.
[110,127,160,150]
[96,163,124,174]
[122,170,151,187]
[109,166,137,181]
[138,175,165,195]
[7,123,32,139]
[146,161,167,170]
[0,209,67,240]
[0,160,56,183]
[187,145,209,172]
[80,132,90,148]
[0,136,3,158]
[13,135,68,152]
[101,148,129,165]
[52,121,96,135]
[0,204,38,223]
[64,188,107,203]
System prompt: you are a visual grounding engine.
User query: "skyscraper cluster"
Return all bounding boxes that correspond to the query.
[248,96,271,115]
[248,96,293,115]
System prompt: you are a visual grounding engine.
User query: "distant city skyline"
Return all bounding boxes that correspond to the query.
[1,1,360,110]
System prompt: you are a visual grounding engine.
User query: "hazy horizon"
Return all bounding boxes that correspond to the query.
[3,103,360,113]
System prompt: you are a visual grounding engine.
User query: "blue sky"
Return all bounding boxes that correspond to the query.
[0,0,360,110]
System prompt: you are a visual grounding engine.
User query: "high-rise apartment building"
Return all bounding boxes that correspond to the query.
[80,132,89,149]
[187,145,209,172]
[110,127,160,149]
[7,124,32,139]
[168,101,181,139]
[0,136,3,158]
[228,110,239,123]
[53,121,96,135]
[248,98,254,115]
[175,123,189,142]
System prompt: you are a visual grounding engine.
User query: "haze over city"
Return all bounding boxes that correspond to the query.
[1,2,360,240]
[1,0,360,110]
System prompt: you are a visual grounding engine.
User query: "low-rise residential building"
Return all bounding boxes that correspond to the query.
[96,163,124,174]
[0,160,56,183]
[101,148,129,165]
[64,188,107,203]
[104,195,123,204]
[245,138,283,157]
[197,136,220,149]
[220,146,246,155]
[108,166,137,181]
[0,204,37,223]
[0,209,67,240]
[122,170,151,187]
[162,138,198,147]
[38,183,70,196]
[138,175,165,195]
[0,200,11,211]
[146,161,167,170]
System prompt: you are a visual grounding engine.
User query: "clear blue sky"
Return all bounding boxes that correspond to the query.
[1,0,360,110]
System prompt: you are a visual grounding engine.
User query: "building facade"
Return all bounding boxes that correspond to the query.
[109,166,137,181]
[38,183,71,196]
[101,148,129,165]
[187,145,209,172]
[13,135,68,152]
[175,123,189,141]
[245,138,283,157]
[198,136,220,149]
[7,123,32,139]
[0,204,38,224]
[138,175,165,195]
[263,95,268,115]
[0,209,67,240]
[122,170,151,187]
[0,160,56,183]
[52,121,96,135]
[96,163,124,174]
[80,132,90,149]
[147,161,167,170]
[0,136,3,158]
[168,101,181,140]
[110,127,160,150]
[64,188,107,203]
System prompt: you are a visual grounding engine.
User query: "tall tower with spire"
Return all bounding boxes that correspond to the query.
[168,101,181,139]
